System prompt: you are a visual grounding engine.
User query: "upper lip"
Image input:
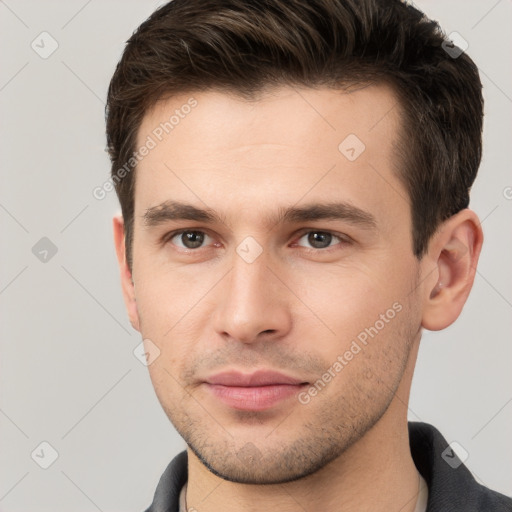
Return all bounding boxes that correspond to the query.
[205,370,307,387]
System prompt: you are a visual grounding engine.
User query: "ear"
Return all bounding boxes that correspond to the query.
[113,215,140,332]
[421,209,483,331]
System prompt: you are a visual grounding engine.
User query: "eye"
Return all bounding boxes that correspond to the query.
[295,231,346,250]
[164,229,349,253]
[168,230,213,250]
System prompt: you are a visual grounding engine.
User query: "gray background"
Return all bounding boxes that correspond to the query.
[0,1,511,510]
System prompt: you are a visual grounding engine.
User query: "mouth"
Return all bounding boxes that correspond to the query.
[203,370,309,411]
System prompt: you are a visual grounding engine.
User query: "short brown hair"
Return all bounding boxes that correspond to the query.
[105,0,483,268]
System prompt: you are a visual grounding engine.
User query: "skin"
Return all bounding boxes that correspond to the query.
[113,85,483,512]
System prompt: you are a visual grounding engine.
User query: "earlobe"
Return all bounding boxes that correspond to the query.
[113,215,141,332]
[421,209,483,331]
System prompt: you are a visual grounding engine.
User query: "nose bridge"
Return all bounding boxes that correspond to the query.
[212,246,292,343]
[232,248,274,304]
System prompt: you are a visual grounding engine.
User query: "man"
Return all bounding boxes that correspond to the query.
[105,0,512,511]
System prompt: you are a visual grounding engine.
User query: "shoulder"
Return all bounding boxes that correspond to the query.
[409,422,512,511]
[144,451,188,512]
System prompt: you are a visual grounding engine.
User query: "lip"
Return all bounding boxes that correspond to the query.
[204,370,308,411]
[206,370,306,387]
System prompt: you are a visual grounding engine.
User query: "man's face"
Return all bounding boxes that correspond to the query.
[129,85,424,484]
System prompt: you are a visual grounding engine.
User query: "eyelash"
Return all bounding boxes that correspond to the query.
[163,229,352,254]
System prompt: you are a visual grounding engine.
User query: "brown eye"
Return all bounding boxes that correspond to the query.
[170,230,210,249]
[297,231,342,250]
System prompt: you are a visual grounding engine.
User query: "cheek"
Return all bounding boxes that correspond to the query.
[133,261,224,377]
[134,261,209,331]
[293,261,411,344]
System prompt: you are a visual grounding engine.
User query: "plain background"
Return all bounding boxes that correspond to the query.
[0,1,511,510]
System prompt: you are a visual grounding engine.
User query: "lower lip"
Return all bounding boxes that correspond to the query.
[205,383,306,411]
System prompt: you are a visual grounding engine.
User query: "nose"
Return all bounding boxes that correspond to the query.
[212,251,293,345]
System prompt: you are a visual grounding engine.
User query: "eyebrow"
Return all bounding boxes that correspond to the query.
[143,200,377,230]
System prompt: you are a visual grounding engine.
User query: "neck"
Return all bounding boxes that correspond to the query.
[186,339,422,512]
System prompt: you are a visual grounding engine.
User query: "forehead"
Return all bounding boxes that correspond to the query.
[137,83,402,156]
[134,85,408,227]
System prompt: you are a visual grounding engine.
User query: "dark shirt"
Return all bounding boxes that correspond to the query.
[144,422,512,511]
